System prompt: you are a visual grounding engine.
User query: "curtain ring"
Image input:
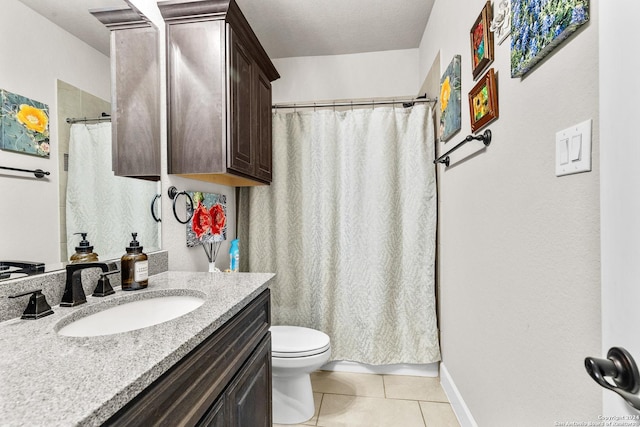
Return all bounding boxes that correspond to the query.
[294,103,297,113]
[167,186,193,224]
[150,194,161,222]
[332,101,335,112]
[372,100,375,110]
[314,102,316,112]
[350,101,353,111]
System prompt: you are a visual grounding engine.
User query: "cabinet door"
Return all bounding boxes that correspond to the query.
[225,334,272,427]
[166,20,226,175]
[197,396,225,427]
[254,66,273,182]
[111,22,160,180]
[228,27,254,177]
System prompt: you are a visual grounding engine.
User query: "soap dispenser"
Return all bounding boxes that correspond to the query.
[70,232,99,263]
[121,232,148,290]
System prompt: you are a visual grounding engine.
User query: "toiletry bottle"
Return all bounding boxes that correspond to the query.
[229,239,239,272]
[121,232,148,290]
[70,232,99,263]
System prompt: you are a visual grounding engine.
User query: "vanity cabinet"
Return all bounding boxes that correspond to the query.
[105,289,272,426]
[159,0,280,186]
[91,7,161,181]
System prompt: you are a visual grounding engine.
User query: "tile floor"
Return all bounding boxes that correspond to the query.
[273,370,460,427]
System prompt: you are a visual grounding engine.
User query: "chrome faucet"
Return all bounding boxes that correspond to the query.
[61,262,117,307]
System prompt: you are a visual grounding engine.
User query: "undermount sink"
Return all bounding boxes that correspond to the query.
[56,291,206,337]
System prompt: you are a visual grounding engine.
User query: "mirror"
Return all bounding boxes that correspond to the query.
[59,80,161,266]
[0,0,161,280]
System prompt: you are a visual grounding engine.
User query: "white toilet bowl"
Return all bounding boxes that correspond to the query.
[271,325,331,425]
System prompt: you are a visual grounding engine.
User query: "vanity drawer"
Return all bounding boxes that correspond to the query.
[106,289,271,426]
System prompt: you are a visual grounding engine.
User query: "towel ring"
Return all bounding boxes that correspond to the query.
[167,186,193,224]
[150,194,161,222]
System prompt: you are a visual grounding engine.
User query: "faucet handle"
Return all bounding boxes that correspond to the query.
[93,270,120,297]
[8,289,54,320]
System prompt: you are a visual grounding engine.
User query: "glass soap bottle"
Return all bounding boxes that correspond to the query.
[121,232,148,290]
[70,232,99,263]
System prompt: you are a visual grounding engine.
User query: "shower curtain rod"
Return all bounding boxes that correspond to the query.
[272,96,436,110]
[66,113,111,124]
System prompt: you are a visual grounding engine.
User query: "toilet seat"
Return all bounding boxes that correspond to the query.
[271,325,331,358]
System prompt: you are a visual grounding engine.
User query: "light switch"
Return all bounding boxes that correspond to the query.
[560,138,569,164]
[570,134,582,161]
[555,119,592,177]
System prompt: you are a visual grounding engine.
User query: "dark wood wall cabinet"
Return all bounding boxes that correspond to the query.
[106,289,272,426]
[159,0,280,186]
[91,7,161,181]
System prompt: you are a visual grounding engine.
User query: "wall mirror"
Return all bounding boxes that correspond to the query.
[0,0,161,281]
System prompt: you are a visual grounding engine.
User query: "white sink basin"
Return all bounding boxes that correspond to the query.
[57,293,205,337]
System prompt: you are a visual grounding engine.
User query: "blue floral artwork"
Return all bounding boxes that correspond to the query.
[511,0,589,78]
[0,89,50,158]
[439,55,462,142]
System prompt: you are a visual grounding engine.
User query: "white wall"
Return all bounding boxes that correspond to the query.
[272,49,420,103]
[419,0,601,424]
[0,0,110,268]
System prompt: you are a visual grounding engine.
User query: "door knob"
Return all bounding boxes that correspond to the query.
[585,347,640,410]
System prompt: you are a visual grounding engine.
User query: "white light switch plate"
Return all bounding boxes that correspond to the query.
[556,119,592,176]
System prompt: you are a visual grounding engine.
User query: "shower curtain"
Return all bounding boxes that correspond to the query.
[239,104,440,365]
[66,122,160,261]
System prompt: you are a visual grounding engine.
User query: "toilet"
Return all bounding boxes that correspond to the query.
[270,325,331,425]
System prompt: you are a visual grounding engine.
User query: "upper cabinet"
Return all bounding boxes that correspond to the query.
[91,7,161,181]
[159,0,280,186]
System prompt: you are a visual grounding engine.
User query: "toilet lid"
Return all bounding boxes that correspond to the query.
[270,325,331,358]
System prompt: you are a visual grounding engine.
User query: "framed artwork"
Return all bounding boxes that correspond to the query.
[0,89,50,158]
[470,1,494,80]
[490,0,511,45]
[439,55,462,142]
[187,191,227,247]
[468,68,499,132]
[511,0,589,77]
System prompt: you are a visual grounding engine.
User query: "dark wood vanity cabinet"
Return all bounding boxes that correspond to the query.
[105,289,272,427]
[159,0,280,186]
[91,7,161,181]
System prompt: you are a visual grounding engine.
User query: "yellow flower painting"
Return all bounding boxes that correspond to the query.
[439,55,461,142]
[16,104,48,134]
[0,89,50,158]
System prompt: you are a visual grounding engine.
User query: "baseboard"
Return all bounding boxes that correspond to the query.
[440,363,478,427]
[321,360,439,377]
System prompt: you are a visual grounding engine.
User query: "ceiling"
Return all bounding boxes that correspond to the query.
[17,0,435,59]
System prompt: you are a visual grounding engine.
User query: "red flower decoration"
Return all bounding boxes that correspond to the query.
[192,201,212,238]
[210,204,226,235]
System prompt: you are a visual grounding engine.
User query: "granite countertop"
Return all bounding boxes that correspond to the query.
[0,271,274,426]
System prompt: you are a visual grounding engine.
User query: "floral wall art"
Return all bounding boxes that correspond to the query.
[439,55,462,142]
[469,68,499,132]
[0,89,50,158]
[511,0,589,77]
[187,191,227,269]
[470,1,494,80]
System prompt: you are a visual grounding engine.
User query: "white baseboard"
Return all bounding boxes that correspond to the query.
[321,360,439,377]
[440,363,478,427]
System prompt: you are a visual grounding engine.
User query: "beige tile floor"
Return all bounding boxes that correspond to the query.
[273,370,461,427]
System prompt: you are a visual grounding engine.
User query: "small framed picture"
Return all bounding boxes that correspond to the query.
[470,1,494,80]
[468,68,498,132]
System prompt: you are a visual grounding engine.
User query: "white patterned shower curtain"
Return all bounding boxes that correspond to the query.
[239,104,440,365]
[66,123,160,261]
